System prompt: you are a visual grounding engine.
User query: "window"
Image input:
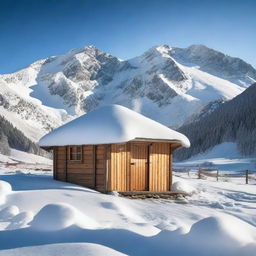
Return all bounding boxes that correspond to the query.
[69,146,82,161]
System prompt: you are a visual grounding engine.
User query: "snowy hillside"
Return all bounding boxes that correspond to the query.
[0,168,255,255]
[0,149,52,166]
[176,83,256,161]
[1,44,255,145]
[175,142,256,171]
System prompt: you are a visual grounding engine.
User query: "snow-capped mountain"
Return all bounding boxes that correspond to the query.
[0,44,255,143]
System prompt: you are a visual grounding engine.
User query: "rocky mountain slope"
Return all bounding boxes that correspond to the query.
[0,44,255,150]
[175,83,256,161]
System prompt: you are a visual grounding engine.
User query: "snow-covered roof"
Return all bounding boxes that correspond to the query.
[39,105,190,148]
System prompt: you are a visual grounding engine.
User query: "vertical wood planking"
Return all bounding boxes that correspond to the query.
[169,147,173,190]
[130,143,148,191]
[105,145,109,191]
[95,145,106,191]
[65,146,68,181]
[106,145,111,191]
[110,144,127,191]
[53,147,57,180]
[126,143,131,190]
[93,145,96,188]
[149,143,170,192]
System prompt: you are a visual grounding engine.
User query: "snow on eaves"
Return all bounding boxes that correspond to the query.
[39,105,190,148]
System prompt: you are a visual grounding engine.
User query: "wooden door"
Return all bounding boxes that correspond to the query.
[149,143,170,191]
[130,143,148,191]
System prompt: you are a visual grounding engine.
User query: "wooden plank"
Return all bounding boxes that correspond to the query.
[126,142,131,191]
[169,146,172,190]
[111,144,116,191]
[67,163,93,169]
[53,147,57,179]
[65,169,94,174]
[149,144,153,191]
[67,173,93,178]
[130,142,148,191]
[110,143,127,191]
[95,145,106,190]
[106,145,111,191]
[57,156,68,161]
[56,168,65,173]
[149,143,170,192]
[65,146,67,181]
[93,145,96,188]
[67,175,94,180]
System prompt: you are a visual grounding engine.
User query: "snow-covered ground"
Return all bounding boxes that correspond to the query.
[175,142,256,171]
[0,149,52,165]
[0,160,255,255]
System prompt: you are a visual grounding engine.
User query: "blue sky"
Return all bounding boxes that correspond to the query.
[0,0,255,74]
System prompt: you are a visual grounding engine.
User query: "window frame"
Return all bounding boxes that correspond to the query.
[68,146,83,162]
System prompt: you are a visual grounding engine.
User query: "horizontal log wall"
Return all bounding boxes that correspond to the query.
[66,145,94,188]
[54,146,67,181]
[54,145,107,191]
[95,145,107,191]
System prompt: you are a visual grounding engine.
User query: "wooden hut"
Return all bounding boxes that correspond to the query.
[39,105,190,192]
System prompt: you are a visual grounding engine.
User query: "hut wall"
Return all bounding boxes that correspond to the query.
[149,142,171,192]
[95,145,107,191]
[129,142,149,191]
[54,146,67,181]
[54,145,107,191]
[109,142,172,192]
[109,143,129,191]
[54,141,173,192]
[66,145,94,188]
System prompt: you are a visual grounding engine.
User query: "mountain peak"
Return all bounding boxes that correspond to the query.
[66,45,105,57]
[187,44,209,50]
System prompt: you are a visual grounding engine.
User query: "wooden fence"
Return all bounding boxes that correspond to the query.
[4,162,52,172]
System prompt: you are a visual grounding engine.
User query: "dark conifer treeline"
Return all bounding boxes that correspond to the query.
[175,83,256,161]
[0,115,50,157]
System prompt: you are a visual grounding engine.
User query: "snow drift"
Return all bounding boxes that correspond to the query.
[0,205,19,221]
[171,181,197,195]
[0,180,12,195]
[0,180,12,205]
[30,203,98,231]
[0,170,255,255]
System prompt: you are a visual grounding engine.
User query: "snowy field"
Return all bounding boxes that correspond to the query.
[175,142,256,171]
[0,152,256,255]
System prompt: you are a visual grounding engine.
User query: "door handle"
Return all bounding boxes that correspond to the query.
[130,163,135,165]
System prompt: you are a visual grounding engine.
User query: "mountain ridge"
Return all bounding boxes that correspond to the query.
[0,44,255,154]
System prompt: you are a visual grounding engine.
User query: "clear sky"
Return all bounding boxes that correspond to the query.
[0,0,255,74]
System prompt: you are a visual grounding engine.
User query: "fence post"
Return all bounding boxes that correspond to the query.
[216,170,219,182]
[198,168,201,179]
[246,170,249,184]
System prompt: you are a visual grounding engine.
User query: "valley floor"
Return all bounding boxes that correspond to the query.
[0,161,256,256]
